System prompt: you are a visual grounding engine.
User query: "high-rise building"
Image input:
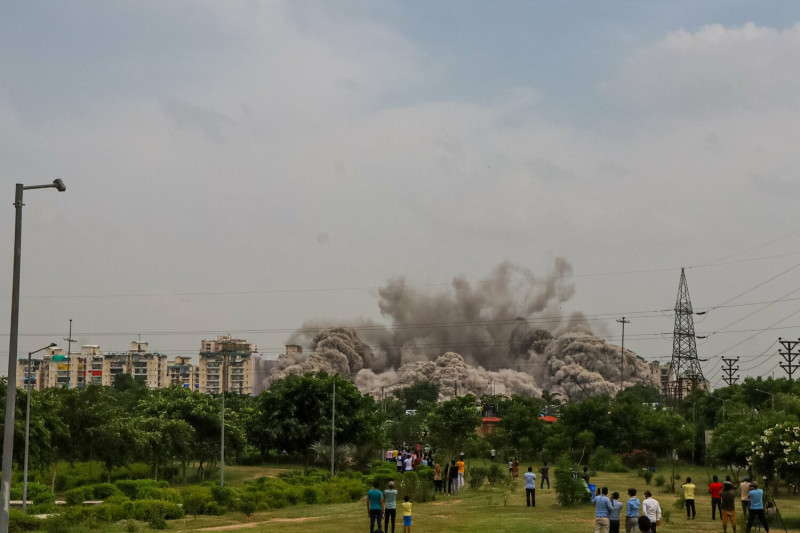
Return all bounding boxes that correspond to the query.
[198,335,258,394]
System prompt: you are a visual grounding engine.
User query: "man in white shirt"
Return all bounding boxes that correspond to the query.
[524,467,536,507]
[641,491,662,533]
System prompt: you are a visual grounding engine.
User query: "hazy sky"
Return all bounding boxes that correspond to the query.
[3,1,800,389]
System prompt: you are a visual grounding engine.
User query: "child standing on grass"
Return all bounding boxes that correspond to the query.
[402,495,412,533]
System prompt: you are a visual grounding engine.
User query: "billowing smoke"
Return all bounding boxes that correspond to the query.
[272,327,375,379]
[270,260,656,397]
[355,352,541,399]
[534,325,655,399]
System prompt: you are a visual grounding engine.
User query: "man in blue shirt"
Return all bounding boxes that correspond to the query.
[625,488,640,533]
[524,466,537,507]
[366,481,384,533]
[745,482,769,532]
[592,486,613,533]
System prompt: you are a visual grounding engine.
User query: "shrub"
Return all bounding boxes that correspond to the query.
[469,466,486,489]
[302,486,318,504]
[642,470,653,485]
[205,502,227,516]
[654,474,665,488]
[131,499,184,521]
[487,463,506,485]
[554,457,589,506]
[90,482,120,500]
[8,509,40,532]
[65,487,90,506]
[182,486,214,517]
[621,449,656,469]
[239,495,258,517]
[211,484,236,509]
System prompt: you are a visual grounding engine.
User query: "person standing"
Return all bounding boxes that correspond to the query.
[682,477,696,520]
[637,516,652,533]
[540,461,550,489]
[448,459,459,495]
[721,481,737,533]
[433,462,443,493]
[592,486,613,533]
[624,488,640,533]
[609,491,623,533]
[739,476,751,518]
[456,455,466,489]
[490,448,496,462]
[709,475,723,520]
[513,457,520,479]
[366,481,384,533]
[745,482,769,533]
[383,481,398,533]
[404,454,413,473]
[396,453,403,474]
[402,495,413,533]
[524,466,536,507]
[641,491,661,533]
[508,458,514,477]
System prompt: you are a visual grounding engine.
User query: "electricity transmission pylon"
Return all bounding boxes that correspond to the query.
[669,268,706,401]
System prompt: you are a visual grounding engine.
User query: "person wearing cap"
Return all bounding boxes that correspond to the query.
[721,481,737,533]
[746,482,769,532]
[739,476,751,518]
[384,480,398,533]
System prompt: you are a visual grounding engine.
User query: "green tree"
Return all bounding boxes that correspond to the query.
[393,381,439,411]
[253,373,380,473]
[426,395,481,460]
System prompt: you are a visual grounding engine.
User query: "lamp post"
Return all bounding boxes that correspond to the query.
[3,180,66,530]
[23,343,56,511]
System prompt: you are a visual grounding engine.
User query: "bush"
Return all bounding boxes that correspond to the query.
[642,470,653,485]
[621,449,656,469]
[589,447,628,473]
[131,499,184,521]
[8,509,40,532]
[654,474,665,487]
[487,463,506,485]
[554,457,589,506]
[65,487,90,506]
[205,502,227,516]
[469,466,486,489]
[239,495,258,517]
[182,486,214,517]
[302,486,318,504]
[211,484,236,510]
[90,482,120,500]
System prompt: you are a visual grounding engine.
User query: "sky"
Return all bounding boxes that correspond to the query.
[2,1,800,390]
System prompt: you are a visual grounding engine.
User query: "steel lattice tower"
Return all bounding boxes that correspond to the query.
[669,268,705,400]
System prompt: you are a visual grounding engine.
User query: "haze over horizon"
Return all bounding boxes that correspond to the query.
[3,1,800,390]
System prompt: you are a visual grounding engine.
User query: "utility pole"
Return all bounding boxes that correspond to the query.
[63,319,76,387]
[220,353,227,486]
[720,357,740,386]
[617,317,631,390]
[778,338,800,383]
[331,379,336,477]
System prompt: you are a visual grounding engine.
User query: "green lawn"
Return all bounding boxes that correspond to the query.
[161,464,800,533]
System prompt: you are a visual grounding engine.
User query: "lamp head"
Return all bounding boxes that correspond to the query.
[52,179,66,192]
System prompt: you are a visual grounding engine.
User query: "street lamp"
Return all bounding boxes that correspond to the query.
[23,343,56,511]
[3,180,66,529]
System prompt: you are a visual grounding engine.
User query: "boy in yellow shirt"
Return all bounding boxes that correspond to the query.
[682,477,696,520]
[402,495,412,533]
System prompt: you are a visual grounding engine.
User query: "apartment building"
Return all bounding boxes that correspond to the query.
[167,356,198,390]
[198,335,257,394]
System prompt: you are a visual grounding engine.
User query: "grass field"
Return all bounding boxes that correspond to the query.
[157,463,800,533]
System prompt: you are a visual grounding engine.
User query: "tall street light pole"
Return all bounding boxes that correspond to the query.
[2,180,66,531]
[23,343,56,512]
[617,317,631,390]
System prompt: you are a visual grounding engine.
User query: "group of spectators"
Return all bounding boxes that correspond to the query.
[592,486,662,533]
[387,446,434,474]
[684,475,769,533]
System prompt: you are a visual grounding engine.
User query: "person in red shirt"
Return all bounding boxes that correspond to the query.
[709,475,723,520]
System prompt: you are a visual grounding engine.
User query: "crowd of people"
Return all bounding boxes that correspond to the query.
[370,452,773,533]
[682,474,770,533]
